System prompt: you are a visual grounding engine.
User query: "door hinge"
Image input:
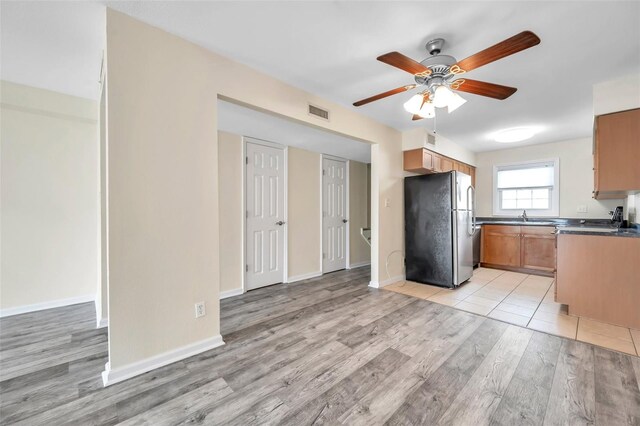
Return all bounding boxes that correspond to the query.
[246,210,249,218]
[246,156,249,164]
[323,253,326,259]
[246,264,249,272]
[322,169,326,176]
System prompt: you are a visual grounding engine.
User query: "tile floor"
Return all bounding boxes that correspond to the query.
[384,267,640,356]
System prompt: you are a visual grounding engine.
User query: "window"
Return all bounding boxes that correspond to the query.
[493,159,559,217]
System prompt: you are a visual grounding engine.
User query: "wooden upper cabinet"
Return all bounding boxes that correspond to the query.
[593,108,640,198]
[481,225,521,267]
[521,226,556,272]
[403,148,476,183]
[431,154,442,172]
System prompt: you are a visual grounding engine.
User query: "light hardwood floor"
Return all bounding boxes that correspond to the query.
[1,267,639,425]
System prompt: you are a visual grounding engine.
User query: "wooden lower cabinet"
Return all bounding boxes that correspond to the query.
[556,234,640,329]
[481,226,521,267]
[521,226,556,272]
[481,225,556,275]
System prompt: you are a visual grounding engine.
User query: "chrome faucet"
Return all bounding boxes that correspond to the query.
[519,210,528,222]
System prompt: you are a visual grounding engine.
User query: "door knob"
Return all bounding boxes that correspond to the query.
[276,221,285,226]
[342,219,348,223]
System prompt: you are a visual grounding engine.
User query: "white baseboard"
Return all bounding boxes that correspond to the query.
[348,261,371,269]
[102,334,225,387]
[0,294,95,318]
[369,274,405,289]
[286,271,322,283]
[220,288,244,299]
[96,317,109,328]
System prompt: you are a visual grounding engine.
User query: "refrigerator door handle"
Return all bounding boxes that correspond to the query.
[466,186,474,236]
[472,186,477,233]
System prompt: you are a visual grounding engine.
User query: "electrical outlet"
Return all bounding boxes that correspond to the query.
[577,205,588,213]
[195,302,205,318]
[384,198,390,207]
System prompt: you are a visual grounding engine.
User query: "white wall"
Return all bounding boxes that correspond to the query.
[402,127,476,166]
[0,81,99,314]
[105,9,401,380]
[475,138,623,218]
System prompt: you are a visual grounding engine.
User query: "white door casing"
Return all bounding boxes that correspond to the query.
[322,157,347,273]
[245,141,285,290]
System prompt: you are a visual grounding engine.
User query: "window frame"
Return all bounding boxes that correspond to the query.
[492,158,560,217]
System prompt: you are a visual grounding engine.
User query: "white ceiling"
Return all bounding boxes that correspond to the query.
[2,1,639,152]
[218,100,371,163]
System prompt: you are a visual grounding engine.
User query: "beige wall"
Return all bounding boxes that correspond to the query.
[107,11,221,369]
[106,9,403,374]
[288,147,322,279]
[475,138,623,218]
[593,73,640,116]
[98,80,108,326]
[218,132,369,292]
[218,131,244,294]
[0,81,99,312]
[349,160,371,266]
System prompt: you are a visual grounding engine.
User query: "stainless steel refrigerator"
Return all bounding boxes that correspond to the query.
[404,171,476,288]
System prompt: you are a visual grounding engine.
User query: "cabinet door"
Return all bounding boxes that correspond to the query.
[441,158,453,172]
[521,226,556,271]
[469,167,476,187]
[481,225,521,267]
[422,150,434,170]
[432,154,442,172]
[595,108,640,192]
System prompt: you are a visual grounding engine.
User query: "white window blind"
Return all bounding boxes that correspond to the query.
[493,159,559,216]
[496,163,555,189]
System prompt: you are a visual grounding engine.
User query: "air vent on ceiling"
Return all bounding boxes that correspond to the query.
[308,104,330,121]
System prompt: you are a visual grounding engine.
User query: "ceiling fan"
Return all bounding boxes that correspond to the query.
[353,31,540,120]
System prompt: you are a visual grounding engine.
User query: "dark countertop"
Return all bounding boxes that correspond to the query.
[555,226,640,238]
[476,217,640,238]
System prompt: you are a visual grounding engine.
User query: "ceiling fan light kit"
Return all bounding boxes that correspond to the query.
[353,31,541,122]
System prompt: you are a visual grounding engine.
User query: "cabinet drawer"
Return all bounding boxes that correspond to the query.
[483,225,521,234]
[521,226,555,235]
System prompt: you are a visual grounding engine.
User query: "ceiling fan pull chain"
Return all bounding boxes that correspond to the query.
[433,112,437,135]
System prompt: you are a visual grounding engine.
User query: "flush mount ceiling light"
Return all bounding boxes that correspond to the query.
[493,127,537,143]
[352,31,541,121]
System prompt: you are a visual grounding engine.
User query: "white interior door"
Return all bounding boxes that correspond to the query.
[323,157,347,273]
[246,141,285,290]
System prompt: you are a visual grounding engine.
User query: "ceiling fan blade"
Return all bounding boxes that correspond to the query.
[452,79,517,100]
[377,52,431,76]
[412,114,423,121]
[451,31,540,74]
[353,84,417,106]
